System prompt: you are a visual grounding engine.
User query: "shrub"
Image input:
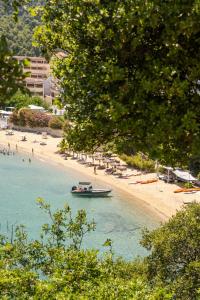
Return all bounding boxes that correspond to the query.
[48,116,63,129]
[26,111,51,128]
[9,110,19,125]
[10,109,52,128]
[184,182,194,188]
[120,153,155,172]
[18,108,28,126]
[189,156,200,176]
[62,120,71,132]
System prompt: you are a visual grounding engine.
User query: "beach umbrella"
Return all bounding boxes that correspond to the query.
[103,159,112,168]
[95,157,103,166]
[121,163,128,167]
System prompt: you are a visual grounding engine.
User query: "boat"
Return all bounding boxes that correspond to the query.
[174,187,200,193]
[136,179,158,184]
[71,182,112,197]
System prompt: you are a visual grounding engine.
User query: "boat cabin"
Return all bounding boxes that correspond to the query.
[72,182,93,192]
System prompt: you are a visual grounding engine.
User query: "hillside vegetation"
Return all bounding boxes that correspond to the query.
[0,2,41,56]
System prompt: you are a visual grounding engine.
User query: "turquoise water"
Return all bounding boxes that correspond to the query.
[0,152,159,259]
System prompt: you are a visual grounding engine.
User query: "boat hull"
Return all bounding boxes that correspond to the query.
[71,189,112,197]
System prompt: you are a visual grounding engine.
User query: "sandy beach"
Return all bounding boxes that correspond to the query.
[1,129,199,221]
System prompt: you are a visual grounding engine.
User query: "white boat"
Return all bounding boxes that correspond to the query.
[71,182,112,197]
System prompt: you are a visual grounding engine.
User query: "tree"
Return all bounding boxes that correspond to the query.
[7,90,49,110]
[0,1,42,56]
[0,199,199,298]
[0,198,150,299]
[0,35,28,106]
[141,202,200,299]
[35,0,200,165]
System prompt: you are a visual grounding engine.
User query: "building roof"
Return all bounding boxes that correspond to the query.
[28,105,45,110]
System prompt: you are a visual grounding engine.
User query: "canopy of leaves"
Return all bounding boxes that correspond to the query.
[0,200,199,299]
[141,202,200,299]
[0,35,28,106]
[0,198,149,299]
[6,90,49,110]
[0,0,41,55]
[35,0,200,165]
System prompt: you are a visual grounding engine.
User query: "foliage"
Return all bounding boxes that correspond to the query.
[120,153,155,173]
[48,116,63,130]
[189,156,200,177]
[58,138,69,154]
[62,119,71,132]
[0,1,41,55]
[10,108,52,128]
[6,90,49,110]
[0,199,199,298]
[35,0,200,165]
[183,182,194,189]
[0,198,150,299]
[0,35,28,106]
[141,202,200,299]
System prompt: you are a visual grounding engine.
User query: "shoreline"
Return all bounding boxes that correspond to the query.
[1,130,199,222]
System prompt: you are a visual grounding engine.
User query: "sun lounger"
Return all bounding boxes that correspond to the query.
[5,130,14,135]
[118,174,134,179]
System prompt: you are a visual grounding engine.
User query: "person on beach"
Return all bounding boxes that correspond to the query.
[16,144,18,151]
[32,148,34,155]
[94,165,97,175]
[29,158,31,163]
[8,143,10,149]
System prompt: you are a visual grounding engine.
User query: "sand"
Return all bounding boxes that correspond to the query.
[1,129,199,221]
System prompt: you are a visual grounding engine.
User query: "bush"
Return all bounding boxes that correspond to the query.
[184,182,193,188]
[48,116,63,129]
[62,120,71,132]
[120,153,155,172]
[26,111,51,128]
[10,109,52,128]
[189,156,200,176]
[9,110,19,125]
[18,108,28,126]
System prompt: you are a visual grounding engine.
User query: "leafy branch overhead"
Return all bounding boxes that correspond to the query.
[35,0,200,164]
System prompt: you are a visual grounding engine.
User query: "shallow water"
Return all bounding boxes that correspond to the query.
[0,152,159,259]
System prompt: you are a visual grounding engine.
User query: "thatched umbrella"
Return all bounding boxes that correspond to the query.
[95,157,102,166]
[103,159,112,169]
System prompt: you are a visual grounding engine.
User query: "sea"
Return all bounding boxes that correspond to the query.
[0,151,160,260]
